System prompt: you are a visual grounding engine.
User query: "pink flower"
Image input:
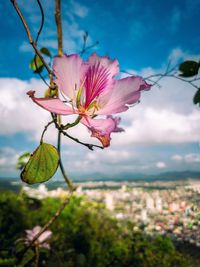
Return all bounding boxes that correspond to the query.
[25,226,52,249]
[28,53,150,147]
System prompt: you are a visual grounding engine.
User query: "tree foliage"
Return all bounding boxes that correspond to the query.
[0,192,198,267]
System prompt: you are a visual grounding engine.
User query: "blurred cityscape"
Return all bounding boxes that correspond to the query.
[23,179,200,248]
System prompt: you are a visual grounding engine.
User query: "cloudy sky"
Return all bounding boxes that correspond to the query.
[0,0,200,180]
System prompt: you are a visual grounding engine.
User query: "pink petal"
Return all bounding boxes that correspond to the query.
[107,115,124,132]
[53,54,88,100]
[38,230,52,243]
[84,53,119,107]
[88,53,119,78]
[81,116,118,147]
[27,91,75,115]
[84,63,111,107]
[96,76,151,115]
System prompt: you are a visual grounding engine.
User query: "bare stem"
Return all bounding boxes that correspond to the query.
[18,191,74,264]
[60,128,104,150]
[32,191,73,245]
[57,130,75,190]
[10,0,52,75]
[35,0,44,45]
[80,31,99,56]
[40,120,54,143]
[122,64,199,90]
[144,73,199,89]
[51,115,104,151]
[55,0,63,57]
[34,243,40,267]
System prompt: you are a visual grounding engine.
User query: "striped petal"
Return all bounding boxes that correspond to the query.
[97,76,151,115]
[84,53,119,108]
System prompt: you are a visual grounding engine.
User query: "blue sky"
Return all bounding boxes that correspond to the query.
[0,0,200,179]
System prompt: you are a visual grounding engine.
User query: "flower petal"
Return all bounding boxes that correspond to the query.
[81,116,119,147]
[38,230,52,243]
[88,53,119,78]
[84,63,111,107]
[27,91,75,115]
[53,54,88,100]
[96,76,151,115]
[107,115,124,132]
[84,53,119,107]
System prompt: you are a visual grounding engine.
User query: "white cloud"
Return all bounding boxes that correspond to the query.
[171,153,200,163]
[184,153,200,163]
[114,49,200,147]
[1,49,200,149]
[86,149,131,164]
[0,78,51,140]
[0,147,19,169]
[1,48,200,175]
[112,108,200,146]
[156,162,167,169]
[70,1,89,18]
[171,154,183,161]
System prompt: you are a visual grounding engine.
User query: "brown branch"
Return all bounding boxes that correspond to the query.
[31,190,74,244]
[10,0,52,75]
[80,31,99,56]
[35,0,44,45]
[40,120,54,143]
[55,0,63,57]
[145,73,199,90]
[18,190,74,264]
[60,128,104,150]
[57,130,75,190]
[122,64,199,90]
[34,243,40,267]
[51,115,103,151]
[54,0,74,189]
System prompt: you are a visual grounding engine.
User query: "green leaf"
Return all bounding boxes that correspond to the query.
[179,60,200,77]
[29,55,44,73]
[21,143,59,184]
[40,47,51,57]
[193,89,200,105]
[20,249,35,267]
[16,152,31,170]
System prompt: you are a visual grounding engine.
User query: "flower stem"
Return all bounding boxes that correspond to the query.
[57,130,75,190]
[55,0,63,57]
[63,116,81,130]
[40,120,54,144]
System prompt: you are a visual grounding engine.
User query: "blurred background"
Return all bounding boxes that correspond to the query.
[0,0,200,266]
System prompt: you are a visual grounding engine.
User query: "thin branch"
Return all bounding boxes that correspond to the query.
[34,0,50,87]
[29,190,73,246]
[35,0,44,45]
[50,114,103,150]
[10,0,52,75]
[122,63,199,90]
[18,191,74,263]
[40,120,54,143]
[55,0,63,57]
[80,31,99,56]
[54,0,75,189]
[145,73,199,90]
[34,243,40,267]
[57,130,75,190]
[60,127,104,150]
